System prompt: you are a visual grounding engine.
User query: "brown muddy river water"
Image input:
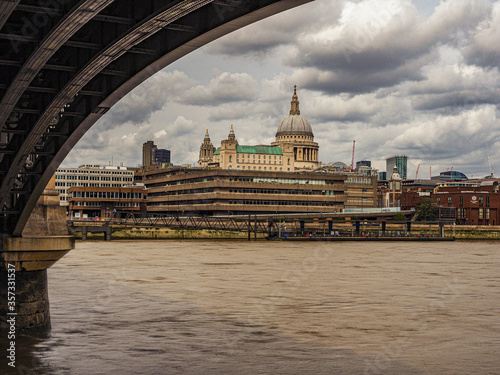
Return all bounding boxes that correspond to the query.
[2,240,500,374]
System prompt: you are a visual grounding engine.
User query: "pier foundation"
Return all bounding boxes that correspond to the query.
[0,176,74,335]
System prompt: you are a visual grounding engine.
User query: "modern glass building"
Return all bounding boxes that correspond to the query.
[154,148,171,164]
[386,155,408,180]
[432,170,468,181]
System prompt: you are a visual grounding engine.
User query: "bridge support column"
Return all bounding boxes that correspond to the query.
[1,177,74,335]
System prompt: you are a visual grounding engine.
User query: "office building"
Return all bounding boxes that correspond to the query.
[431,170,468,181]
[68,185,147,219]
[154,148,171,165]
[142,167,377,216]
[142,141,157,167]
[356,160,371,169]
[55,165,135,206]
[386,155,408,180]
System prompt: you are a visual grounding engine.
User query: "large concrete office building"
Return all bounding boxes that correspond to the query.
[68,186,147,219]
[143,167,377,216]
[55,165,135,206]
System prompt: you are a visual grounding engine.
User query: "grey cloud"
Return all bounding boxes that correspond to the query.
[284,0,491,94]
[181,72,259,106]
[463,3,500,68]
[385,106,500,162]
[101,70,197,127]
[206,0,345,58]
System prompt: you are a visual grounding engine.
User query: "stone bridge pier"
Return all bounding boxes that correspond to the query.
[0,177,74,335]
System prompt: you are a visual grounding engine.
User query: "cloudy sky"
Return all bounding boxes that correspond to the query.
[63,0,500,179]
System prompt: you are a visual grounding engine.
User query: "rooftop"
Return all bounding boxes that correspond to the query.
[213,145,283,156]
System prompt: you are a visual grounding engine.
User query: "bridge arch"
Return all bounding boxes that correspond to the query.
[0,0,313,236]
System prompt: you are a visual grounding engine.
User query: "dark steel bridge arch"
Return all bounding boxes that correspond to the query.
[0,0,313,236]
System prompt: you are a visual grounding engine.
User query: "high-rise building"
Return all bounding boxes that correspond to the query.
[386,155,408,180]
[356,160,371,169]
[154,148,171,165]
[142,141,157,166]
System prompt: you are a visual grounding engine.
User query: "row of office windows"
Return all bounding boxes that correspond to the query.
[345,177,372,185]
[229,166,288,171]
[70,191,144,199]
[57,170,133,175]
[71,202,141,208]
[150,188,343,198]
[56,182,125,188]
[457,207,492,219]
[230,177,334,185]
[439,196,491,206]
[150,200,339,207]
[56,175,133,181]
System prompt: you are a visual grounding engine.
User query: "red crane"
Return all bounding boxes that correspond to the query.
[415,163,420,179]
[350,140,355,172]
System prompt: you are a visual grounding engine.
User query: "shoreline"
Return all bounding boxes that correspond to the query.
[69,226,500,241]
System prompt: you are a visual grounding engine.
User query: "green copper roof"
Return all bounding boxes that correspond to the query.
[213,145,282,156]
[237,145,283,155]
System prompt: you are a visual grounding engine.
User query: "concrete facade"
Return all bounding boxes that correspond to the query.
[55,165,135,206]
[143,167,377,216]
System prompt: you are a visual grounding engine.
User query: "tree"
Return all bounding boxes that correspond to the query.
[416,198,437,221]
[392,213,407,221]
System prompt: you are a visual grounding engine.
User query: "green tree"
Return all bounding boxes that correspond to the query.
[392,213,407,221]
[416,198,437,221]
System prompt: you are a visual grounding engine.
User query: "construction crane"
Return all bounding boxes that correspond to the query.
[415,163,420,179]
[350,140,355,172]
[488,156,495,178]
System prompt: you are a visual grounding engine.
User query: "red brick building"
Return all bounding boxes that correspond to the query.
[401,182,500,225]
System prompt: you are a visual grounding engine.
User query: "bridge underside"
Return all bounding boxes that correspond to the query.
[0,0,313,237]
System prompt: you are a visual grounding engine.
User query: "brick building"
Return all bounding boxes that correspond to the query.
[401,182,500,225]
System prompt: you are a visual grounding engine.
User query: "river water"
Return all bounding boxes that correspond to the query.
[2,240,500,375]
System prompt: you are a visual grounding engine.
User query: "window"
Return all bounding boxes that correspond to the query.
[459,196,463,206]
[486,208,490,219]
[437,197,440,205]
[448,197,452,206]
[486,196,490,206]
[479,208,484,219]
[479,197,484,206]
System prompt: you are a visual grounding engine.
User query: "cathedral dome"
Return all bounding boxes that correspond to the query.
[276,86,314,137]
[276,114,313,136]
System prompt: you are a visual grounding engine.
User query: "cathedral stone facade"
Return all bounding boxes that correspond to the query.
[198,87,319,172]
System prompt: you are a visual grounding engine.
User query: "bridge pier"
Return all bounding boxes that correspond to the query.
[1,178,74,335]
